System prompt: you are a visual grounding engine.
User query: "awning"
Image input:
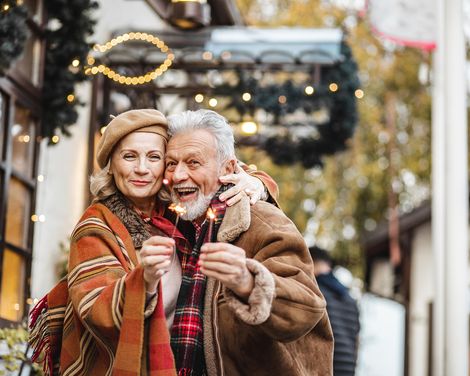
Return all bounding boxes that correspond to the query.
[205,27,343,65]
[104,27,344,70]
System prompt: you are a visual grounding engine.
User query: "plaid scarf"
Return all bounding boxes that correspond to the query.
[170,185,230,376]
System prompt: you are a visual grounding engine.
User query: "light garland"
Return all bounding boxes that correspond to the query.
[85,32,174,85]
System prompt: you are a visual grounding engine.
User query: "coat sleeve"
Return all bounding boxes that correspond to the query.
[224,203,327,342]
[67,224,148,348]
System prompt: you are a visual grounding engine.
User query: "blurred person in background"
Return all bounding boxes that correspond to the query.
[310,246,360,376]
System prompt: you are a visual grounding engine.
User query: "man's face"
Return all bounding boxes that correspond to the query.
[165,129,233,221]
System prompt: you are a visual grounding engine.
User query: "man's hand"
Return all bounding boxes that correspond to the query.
[140,236,175,294]
[199,242,255,300]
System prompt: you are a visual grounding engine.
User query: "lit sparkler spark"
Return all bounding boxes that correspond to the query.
[169,203,186,237]
[206,208,216,242]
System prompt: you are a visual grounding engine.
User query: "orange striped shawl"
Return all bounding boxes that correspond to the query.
[32,203,177,376]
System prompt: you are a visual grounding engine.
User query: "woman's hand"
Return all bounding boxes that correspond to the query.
[219,164,267,206]
[140,236,175,293]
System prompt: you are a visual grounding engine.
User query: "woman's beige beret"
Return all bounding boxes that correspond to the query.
[96,109,168,168]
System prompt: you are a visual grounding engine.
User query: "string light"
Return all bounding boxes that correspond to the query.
[221,51,232,60]
[37,175,44,182]
[67,94,75,102]
[18,135,30,143]
[208,98,218,107]
[329,83,339,92]
[32,214,46,222]
[87,32,174,85]
[278,95,287,104]
[202,51,213,60]
[51,135,60,143]
[3,4,10,11]
[242,92,251,101]
[305,86,314,95]
[71,59,80,67]
[194,94,204,103]
[241,121,258,135]
[355,89,364,99]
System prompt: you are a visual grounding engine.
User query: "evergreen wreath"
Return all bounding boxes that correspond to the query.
[0,1,28,75]
[214,42,360,168]
[0,0,97,141]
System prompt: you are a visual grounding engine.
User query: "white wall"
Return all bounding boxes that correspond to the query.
[30,0,166,298]
[408,222,433,376]
[30,94,90,298]
[356,293,406,376]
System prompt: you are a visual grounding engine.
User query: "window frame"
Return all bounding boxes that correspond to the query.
[0,2,44,326]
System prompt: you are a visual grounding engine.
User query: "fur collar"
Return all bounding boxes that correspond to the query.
[217,193,251,242]
[100,192,150,249]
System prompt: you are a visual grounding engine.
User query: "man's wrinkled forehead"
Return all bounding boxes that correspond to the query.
[166,130,217,158]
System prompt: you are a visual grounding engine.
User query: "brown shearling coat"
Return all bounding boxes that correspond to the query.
[203,196,334,376]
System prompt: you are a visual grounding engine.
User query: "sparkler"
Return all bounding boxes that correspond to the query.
[165,203,187,271]
[206,207,216,242]
[169,203,186,238]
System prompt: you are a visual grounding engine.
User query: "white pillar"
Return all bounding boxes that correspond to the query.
[433,0,468,375]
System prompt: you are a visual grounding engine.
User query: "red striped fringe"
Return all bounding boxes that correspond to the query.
[29,295,53,375]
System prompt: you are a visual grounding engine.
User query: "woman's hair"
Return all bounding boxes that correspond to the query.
[89,161,117,202]
[167,109,235,164]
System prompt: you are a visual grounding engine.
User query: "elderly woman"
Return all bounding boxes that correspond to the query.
[29,109,277,376]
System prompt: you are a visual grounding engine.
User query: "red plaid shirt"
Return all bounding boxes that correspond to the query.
[170,185,230,376]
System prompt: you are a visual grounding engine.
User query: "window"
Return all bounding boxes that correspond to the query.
[0,2,44,325]
[0,96,40,325]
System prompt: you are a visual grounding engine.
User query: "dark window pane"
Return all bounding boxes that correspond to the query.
[13,32,42,86]
[11,104,35,177]
[0,249,25,321]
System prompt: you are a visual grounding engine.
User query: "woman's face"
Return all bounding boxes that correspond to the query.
[110,132,166,210]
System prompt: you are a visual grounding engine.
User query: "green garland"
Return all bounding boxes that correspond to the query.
[0,0,97,141]
[0,1,28,75]
[42,0,98,139]
[215,42,360,168]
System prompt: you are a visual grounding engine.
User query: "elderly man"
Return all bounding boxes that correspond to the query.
[163,109,333,376]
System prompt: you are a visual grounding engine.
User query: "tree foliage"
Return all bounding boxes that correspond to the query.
[235,0,432,276]
[214,41,360,168]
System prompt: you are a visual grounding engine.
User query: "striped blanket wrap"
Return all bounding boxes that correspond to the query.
[29,203,177,375]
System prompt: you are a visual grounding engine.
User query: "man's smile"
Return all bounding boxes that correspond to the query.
[174,186,199,201]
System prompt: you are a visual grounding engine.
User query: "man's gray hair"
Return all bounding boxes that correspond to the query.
[167,109,235,163]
